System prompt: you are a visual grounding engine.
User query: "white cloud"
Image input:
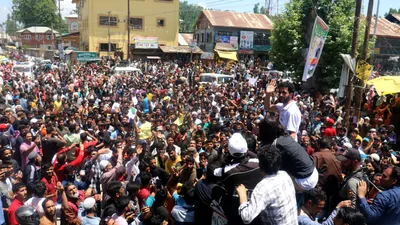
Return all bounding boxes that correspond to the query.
[0,3,12,25]
[60,1,77,18]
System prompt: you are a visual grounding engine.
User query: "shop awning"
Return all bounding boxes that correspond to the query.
[159,46,203,54]
[216,51,237,61]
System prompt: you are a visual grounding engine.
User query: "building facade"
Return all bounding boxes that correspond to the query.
[65,15,79,33]
[370,15,400,74]
[16,26,58,50]
[194,10,273,59]
[72,0,179,59]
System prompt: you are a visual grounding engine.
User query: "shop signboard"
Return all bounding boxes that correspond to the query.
[76,52,98,62]
[253,45,271,52]
[240,31,254,49]
[133,36,159,49]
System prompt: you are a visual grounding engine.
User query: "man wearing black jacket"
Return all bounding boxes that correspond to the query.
[101,181,125,221]
[214,133,264,225]
[23,151,41,193]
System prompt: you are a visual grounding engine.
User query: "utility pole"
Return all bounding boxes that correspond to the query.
[58,0,62,47]
[370,0,380,65]
[127,0,131,62]
[108,11,111,58]
[265,0,269,16]
[354,0,374,120]
[51,23,55,50]
[344,0,362,130]
[12,6,17,40]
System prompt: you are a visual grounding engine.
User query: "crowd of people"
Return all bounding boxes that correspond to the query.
[0,56,399,225]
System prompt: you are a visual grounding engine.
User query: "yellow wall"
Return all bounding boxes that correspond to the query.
[74,0,179,56]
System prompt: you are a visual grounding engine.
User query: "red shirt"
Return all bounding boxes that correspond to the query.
[83,141,97,149]
[42,176,57,202]
[137,187,150,208]
[8,198,24,225]
[54,147,85,182]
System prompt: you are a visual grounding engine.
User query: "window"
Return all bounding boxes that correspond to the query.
[157,18,165,27]
[24,34,31,40]
[46,35,53,40]
[99,16,117,26]
[35,35,42,40]
[253,32,270,46]
[99,43,117,51]
[207,32,212,43]
[129,18,143,30]
[200,33,204,43]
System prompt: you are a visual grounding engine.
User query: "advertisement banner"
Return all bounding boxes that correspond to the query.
[215,35,230,43]
[240,31,254,49]
[201,52,214,60]
[133,36,158,49]
[215,35,238,50]
[356,60,373,81]
[302,16,329,81]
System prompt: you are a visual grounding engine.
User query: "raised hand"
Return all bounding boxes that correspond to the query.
[266,79,277,94]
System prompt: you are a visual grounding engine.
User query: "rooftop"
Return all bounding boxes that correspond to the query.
[178,33,193,46]
[370,17,400,38]
[17,26,59,34]
[200,10,273,30]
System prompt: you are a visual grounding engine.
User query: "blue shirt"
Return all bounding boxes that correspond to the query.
[81,216,101,225]
[359,186,400,225]
[298,208,337,225]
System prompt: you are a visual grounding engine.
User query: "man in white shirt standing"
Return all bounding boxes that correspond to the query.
[264,80,301,141]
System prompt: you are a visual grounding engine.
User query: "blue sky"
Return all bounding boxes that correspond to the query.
[0,0,398,29]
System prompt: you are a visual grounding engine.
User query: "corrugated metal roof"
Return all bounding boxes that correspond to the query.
[17,26,59,34]
[370,17,400,38]
[201,10,273,30]
[178,33,193,46]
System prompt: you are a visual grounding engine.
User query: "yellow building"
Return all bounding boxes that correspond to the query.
[72,0,179,59]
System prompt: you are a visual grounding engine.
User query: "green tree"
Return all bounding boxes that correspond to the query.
[253,3,260,13]
[14,0,61,28]
[260,6,266,14]
[384,8,400,17]
[270,0,368,90]
[4,13,22,36]
[180,1,204,33]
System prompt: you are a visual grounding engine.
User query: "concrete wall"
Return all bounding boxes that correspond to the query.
[76,0,179,58]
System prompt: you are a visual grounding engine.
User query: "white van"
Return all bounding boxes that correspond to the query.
[113,67,142,76]
[12,62,36,79]
[199,73,234,85]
